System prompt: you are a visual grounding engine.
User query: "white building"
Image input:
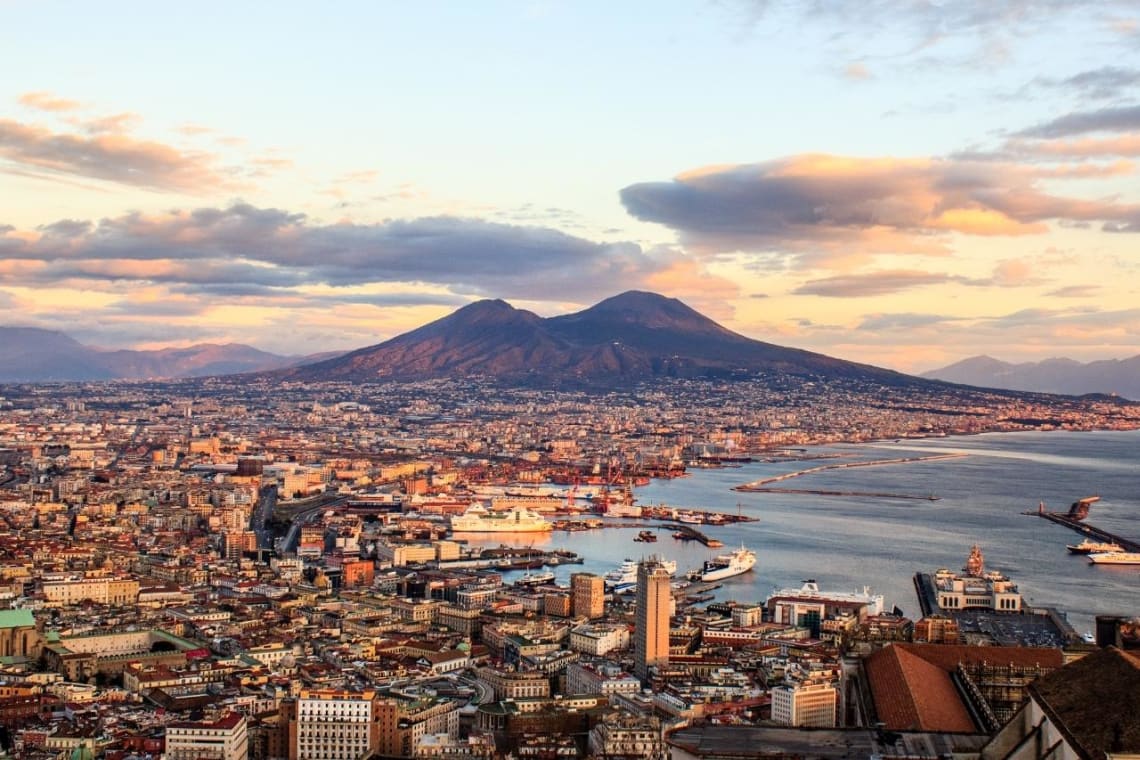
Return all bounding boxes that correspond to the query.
[770,679,839,728]
[569,622,630,656]
[566,662,641,697]
[165,712,248,760]
[295,689,376,760]
[934,545,1022,613]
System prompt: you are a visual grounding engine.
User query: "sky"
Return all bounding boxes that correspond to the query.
[2,0,1140,373]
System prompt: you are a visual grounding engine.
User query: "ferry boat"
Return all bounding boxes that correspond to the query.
[450,505,552,533]
[1067,538,1125,554]
[604,557,677,593]
[514,570,556,586]
[692,546,756,582]
[1087,552,1140,565]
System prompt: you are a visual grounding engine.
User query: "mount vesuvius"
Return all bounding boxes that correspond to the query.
[278,291,922,388]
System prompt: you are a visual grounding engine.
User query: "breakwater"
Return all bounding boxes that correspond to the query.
[733,453,965,491]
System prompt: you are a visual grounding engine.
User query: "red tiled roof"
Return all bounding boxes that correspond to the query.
[865,645,977,732]
[896,643,1063,671]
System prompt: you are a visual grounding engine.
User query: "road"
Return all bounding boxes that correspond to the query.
[251,484,278,550]
[278,493,349,553]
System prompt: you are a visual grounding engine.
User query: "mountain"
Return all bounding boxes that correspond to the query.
[98,343,301,379]
[282,291,922,387]
[0,326,317,383]
[923,355,1140,400]
[0,327,117,382]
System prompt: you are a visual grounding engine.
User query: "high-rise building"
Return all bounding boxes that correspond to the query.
[571,572,605,619]
[293,689,378,760]
[633,558,671,681]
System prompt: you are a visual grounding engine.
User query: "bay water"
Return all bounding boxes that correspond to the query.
[462,430,1140,634]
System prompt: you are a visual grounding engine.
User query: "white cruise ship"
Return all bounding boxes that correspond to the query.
[1088,552,1140,565]
[694,546,756,582]
[450,505,552,533]
[1067,539,1124,554]
[604,557,677,593]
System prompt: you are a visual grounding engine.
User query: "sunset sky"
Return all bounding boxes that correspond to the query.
[2,1,1139,372]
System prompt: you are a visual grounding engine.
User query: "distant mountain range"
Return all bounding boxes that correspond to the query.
[15,294,1129,395]
[923,355,1140,400]
[279,290,926,387]
[0,326,323,382]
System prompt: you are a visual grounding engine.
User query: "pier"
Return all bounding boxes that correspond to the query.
[742,486,939,501]
[733,453,965,491]
[1028,510,1140,552]
[668,523,722,547]
[675,581,722,604]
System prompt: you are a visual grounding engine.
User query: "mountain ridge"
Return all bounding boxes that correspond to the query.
[0,327,328,383]
[280,290,923,388]
[923,354,1140,400]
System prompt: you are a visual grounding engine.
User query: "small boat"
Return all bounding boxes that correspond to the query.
[635,530,657,543]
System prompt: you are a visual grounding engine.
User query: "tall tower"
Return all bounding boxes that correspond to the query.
[571,572,605,619]
[634,557,671,681]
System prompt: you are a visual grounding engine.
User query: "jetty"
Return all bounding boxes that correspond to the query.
[733,453,965,491]
[1025,497,1140,553]
[669,524,722,547]
[743,486,939,501]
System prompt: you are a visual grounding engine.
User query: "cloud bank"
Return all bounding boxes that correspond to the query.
[620,154,1140,263]
[0,204,736,306]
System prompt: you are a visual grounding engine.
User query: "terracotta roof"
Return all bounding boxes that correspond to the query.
[865,645,977,732]
[894,643,1063,671]
[1029,646,1140,760]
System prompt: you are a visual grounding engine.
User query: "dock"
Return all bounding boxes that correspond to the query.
[1024,497,1140,553]
[1031,511,1140,552]
[734,453,964,491]
[742,486,939,501]
[669,523,722,547]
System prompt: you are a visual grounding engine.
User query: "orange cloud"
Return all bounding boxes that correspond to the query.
[18,91,81,112]
[928,208,1042,235]
[621,153,1140,265]
[0,118,235,192]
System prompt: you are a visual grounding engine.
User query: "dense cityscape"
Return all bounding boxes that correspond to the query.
[0,375,1135,759]
[5,1,1140,758]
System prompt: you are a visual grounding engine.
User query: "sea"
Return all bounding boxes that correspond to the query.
[458,429,1140,634]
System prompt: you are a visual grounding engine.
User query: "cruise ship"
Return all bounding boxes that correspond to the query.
[604,557,677,593]
[1067,539,1125,554]
[1087,552,1140,565]
[450,505,552,533]
[692,546,756,582]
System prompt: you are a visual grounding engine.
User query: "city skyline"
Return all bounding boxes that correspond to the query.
[2,1,1140,373]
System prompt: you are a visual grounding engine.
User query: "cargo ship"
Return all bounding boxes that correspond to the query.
[450,505,553,533]
[690,546,756,582]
